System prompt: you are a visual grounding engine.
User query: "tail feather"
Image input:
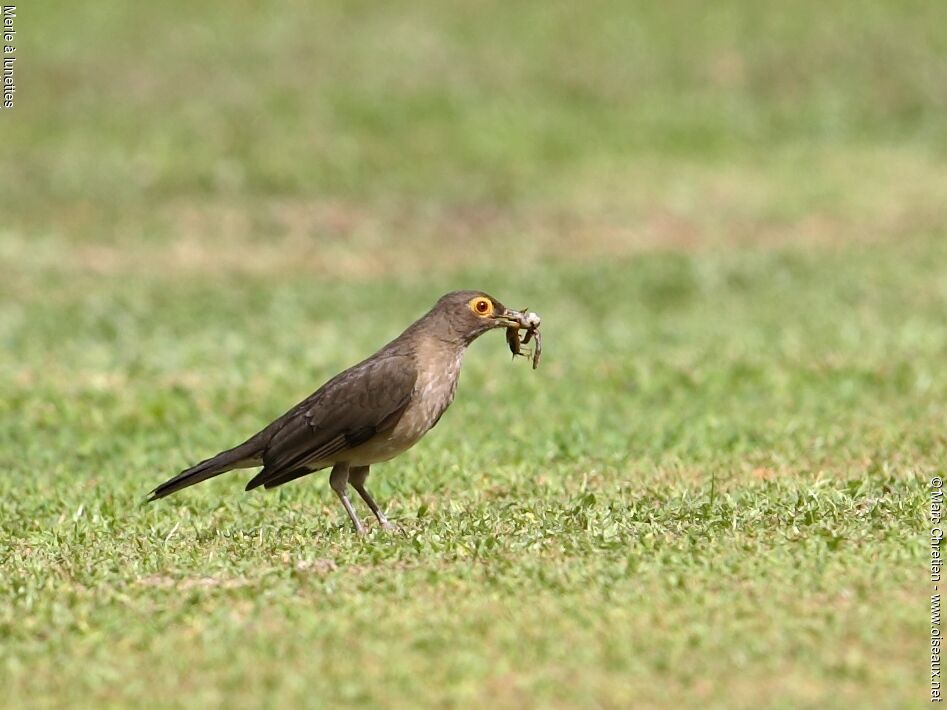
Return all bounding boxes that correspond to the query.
[147,439,263,502]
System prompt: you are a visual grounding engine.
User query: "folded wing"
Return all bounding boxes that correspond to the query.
[244,354,417,490]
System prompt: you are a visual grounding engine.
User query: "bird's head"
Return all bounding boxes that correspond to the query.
[427,290,525,345]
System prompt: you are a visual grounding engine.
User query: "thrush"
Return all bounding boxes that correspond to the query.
[147,291,533,534]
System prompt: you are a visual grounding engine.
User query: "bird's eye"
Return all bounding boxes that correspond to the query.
[469,297,493,317]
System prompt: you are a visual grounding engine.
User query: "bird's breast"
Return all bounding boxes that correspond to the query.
[347,349,464,466]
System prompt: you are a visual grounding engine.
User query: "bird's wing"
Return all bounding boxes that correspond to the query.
[245,354,417,490]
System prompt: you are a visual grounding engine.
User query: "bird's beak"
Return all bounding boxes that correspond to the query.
[495,307,526,328]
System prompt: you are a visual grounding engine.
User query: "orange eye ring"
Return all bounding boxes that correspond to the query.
[469,297,493,317]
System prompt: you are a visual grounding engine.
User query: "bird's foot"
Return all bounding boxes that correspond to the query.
[375,513,400,533]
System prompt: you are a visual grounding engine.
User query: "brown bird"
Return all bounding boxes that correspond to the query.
[147,291,531,534]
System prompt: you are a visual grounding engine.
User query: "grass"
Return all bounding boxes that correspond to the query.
[1,1,943,707]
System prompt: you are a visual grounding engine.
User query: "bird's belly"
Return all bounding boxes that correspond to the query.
[344,434,418,466]
[344,406,439,465]
[344,370,458,466]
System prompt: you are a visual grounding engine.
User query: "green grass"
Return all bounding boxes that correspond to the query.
[1,1,943,707]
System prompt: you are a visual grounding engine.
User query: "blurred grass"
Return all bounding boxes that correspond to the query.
[4,0,947,249]
[1,1,944,708]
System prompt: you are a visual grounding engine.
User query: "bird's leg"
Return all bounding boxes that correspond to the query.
[349,465,394,531]
[329,463,365,535]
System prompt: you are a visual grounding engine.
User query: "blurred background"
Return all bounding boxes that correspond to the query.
[5,1,946,275]
[1,1,945,707]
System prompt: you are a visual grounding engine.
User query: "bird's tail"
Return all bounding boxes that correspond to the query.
[146,437,263,502]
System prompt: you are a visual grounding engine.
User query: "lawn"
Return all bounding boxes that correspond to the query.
[1,1,944,707]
